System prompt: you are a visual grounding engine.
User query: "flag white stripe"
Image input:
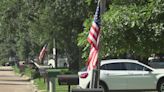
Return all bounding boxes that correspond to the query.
[87,5,100,71]
[88,47,95,64]
[92,22,99,31]
[88,48,98,70]
[90,27,98,38]
[88,34,97,46]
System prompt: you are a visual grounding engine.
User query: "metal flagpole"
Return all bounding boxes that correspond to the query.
[89,0,101,88]
[87,0,108,89]
[96,0,107,89]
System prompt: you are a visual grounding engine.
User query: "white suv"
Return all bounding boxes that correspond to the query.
[78,59,164,92]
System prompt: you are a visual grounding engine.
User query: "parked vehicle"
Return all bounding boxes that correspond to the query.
[78,59,164,92]
[148,56,164,68]
[148,60,164,68]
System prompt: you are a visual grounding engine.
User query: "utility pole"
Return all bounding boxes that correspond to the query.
[53,38,57,68]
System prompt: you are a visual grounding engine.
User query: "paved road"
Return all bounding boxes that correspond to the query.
[0,66,36,92]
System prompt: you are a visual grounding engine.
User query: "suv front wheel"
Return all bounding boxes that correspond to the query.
[158,80,164,92]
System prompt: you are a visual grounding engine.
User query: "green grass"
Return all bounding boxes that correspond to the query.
[13,65,77,92]
[56,78,71,92]
[13,65,32,77]
[13,65,19,73]
[34,78,76,92]
[24,65,32,77]
[34,78,47,91]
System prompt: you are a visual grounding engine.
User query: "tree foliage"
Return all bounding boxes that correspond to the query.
[0,0,163,69]
[78,0,164,61]
[0,0,88,70]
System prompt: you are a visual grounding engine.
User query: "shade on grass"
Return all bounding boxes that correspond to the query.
[34,78,76,92]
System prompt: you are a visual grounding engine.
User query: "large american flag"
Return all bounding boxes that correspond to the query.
[87,5,100,71]
[39,44,47,61]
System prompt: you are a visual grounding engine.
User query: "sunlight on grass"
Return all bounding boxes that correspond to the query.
[34,78,47,91]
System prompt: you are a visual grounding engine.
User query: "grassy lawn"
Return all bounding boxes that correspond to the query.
[13,65,19,73]
[56,78,77,92]
[13,65,77,92]
[13,64,32,76]
[34,78,77,92]
[34,78,47,91]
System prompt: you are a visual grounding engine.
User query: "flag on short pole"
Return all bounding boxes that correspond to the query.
[87,4,100,71]
[39,44,48,62]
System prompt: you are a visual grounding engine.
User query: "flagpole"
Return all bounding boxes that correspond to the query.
[89,0,100,88]
[88,0,106,88]
[86,0,108,89]
[96,0,106,88]
[94,0,101,88]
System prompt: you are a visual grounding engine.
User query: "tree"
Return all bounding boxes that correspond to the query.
[78,0,164,63]
[44,0,88,70]
[0,0,89,71]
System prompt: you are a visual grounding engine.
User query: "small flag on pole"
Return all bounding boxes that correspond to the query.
[87,4,100,71]
[38,44,48,62]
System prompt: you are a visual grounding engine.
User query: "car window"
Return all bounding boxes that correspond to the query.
[125,62,147,71]
[100,63,126,70]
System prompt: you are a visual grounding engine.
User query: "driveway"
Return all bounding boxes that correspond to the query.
[0,66,36,92]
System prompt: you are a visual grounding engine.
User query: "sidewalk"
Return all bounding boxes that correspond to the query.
[0,66,36,92]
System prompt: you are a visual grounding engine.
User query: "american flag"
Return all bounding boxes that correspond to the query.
[39,44,47,61]
[87,5,100,71]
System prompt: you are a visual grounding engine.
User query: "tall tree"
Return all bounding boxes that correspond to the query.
[78,0,164,63]
[0,0,89,71]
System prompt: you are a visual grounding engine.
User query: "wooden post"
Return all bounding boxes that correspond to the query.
[49,78,56,92]
[68,85,71,92]
[47,77,50,91]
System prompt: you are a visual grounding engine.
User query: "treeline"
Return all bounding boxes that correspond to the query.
[0,0,163,70]
[0,0,89,70]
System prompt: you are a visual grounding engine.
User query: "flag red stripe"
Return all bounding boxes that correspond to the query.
[92,22,99,34]
[88,33,97,44]
[39,44,47,61]
[87,47,95,64]
[90,24,99,37]
[87,47,98,70]
[87,37,97,49]
[88,24,100,41]
[89,28,98,41]
[88,47,97,63]
[87,5,100,71]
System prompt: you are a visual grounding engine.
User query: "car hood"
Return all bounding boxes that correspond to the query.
[153,69,164,73]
